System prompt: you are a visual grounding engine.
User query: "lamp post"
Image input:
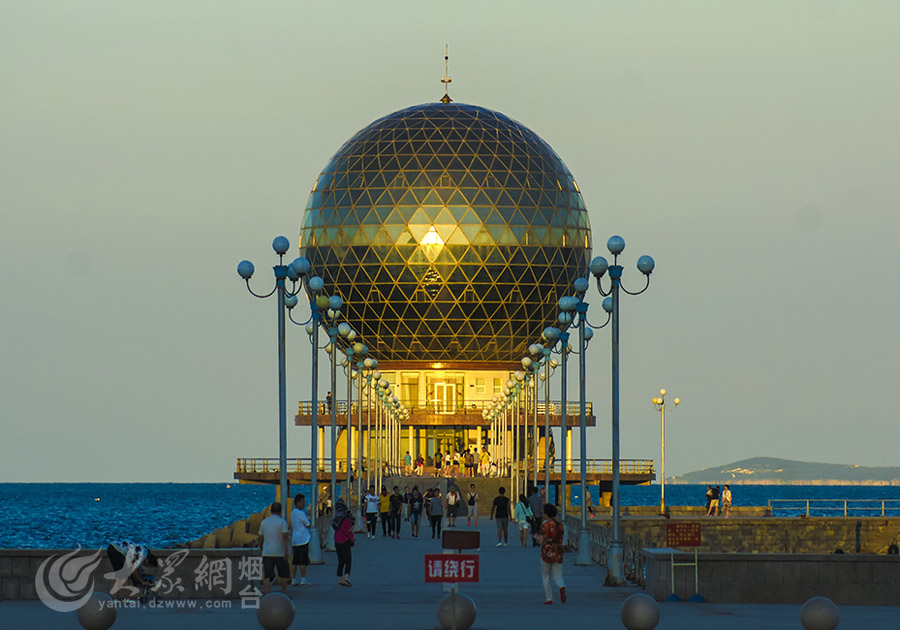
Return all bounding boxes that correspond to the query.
[237,237,309,512]
[590,234,655,586]
[354,355,375,532]
[539,329,560,502]
[570,278,607,565]
[652,389,679,516]
[285,273,328,565]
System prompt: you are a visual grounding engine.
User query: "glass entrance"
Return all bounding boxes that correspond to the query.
[433,382,456,414]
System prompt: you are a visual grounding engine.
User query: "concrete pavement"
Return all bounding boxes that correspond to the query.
[2,515,898,629]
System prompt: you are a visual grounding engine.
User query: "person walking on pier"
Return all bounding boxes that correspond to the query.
[707,485,720,517]
[527,487,543,547]
[290,494,311,586]
[389,486,404,538]
[466,484,479,526]
[722,484,732,518]
[364,485,379,539]
[429,488,444,538]
[514,493,534,547]
[408,486,423,537]
[537,503,566,605]
[491,486,511,547]
[446,486,461,527]
[259,502,290,596]
[379,486,391,536]
[332,498,354,587]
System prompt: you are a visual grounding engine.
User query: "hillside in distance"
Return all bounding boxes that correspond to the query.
[670,457,900,485]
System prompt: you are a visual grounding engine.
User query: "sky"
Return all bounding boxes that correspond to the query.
[2,2,899,482]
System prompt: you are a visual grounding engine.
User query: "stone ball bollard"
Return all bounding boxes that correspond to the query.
[800,596,840,630]
[76,592,117,630]
[257,593,295,630]
[437,592,477,630]
[620,593,661,630]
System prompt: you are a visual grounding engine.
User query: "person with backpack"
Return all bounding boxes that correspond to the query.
[466,484,479,526]
[408,486,424,537]
[446,487,461,527]
[331,498,354,587]
[514,493,535,547]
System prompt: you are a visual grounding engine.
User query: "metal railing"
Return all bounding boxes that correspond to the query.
[237,457,653,476]
[297,399,594,416]
[768,498,900,517]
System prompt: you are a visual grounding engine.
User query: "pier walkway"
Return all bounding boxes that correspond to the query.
[4,517,899,629]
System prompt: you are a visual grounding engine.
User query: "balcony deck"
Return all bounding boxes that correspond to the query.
[294,400,596,427]
[233,457,654,486]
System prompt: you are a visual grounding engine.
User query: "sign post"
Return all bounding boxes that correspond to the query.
[665,523,701,600]
[424,529,481,630]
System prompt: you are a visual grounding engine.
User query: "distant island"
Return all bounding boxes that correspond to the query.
[670,457,900,485]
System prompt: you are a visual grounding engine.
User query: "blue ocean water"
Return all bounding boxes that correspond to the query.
[2,483,899,549]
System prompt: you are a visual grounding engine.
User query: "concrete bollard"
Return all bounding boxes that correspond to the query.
[76,592,117,630]
[620,593,661,630]
[800,596,840,630]
[257,592,295,630]
[437,591,477,630]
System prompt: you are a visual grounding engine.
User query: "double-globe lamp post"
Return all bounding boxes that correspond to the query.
[589,235,655,586]
[652,389,679,516]
[237,236,310,514]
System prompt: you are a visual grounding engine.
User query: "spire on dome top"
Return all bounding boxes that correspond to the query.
[440,44,452,103]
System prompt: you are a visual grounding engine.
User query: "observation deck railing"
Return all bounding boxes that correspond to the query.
[236,457,654,477]
[768,498,900,517]
[297,399,593,416]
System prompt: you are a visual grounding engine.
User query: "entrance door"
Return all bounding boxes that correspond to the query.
[434,383,456,414]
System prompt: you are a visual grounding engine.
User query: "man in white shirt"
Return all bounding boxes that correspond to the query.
[364,485,379,539]
[290,494,312,586]
[259,502,290,595]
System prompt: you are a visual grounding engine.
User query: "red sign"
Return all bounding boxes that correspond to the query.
[424,554,480,583]
[666,522,702,547]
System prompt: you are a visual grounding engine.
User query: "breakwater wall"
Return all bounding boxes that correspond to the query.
[643,549,900,605]
[0,548,259,601]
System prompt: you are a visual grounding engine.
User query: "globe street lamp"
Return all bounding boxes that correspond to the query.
[539,328,561,499]
[652,390,680,516]
[237,236,309,514]
[590,235,655,586]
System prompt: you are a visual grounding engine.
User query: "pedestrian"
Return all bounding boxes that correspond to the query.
[465,449,475,478]
[446,486,461,527]
[704,485,712,513]
[514,493,534,547]
[722,484,732,518]
[105,540,160,601]
[707,485,720,517]
[332,498,354,587]
[259,502,290,596]
[389,486,404,538]
[466,484,479,526]
[326,391,333,413]
[290,494,311,586]
[408,486,423,537]
[364,484,379,539]
[479,448,490,477]
[537,503,566,605]
[429,488,444,538]
[443,452,452,477]
[404,451,412,475]
[490,486,511,547]
[416,454,425,476]
[434,451,442,476]
[379,486,391,536]
[452,451,461,477]
[403,485,411,521]
[585,486,594,518]
[527,486,543,547]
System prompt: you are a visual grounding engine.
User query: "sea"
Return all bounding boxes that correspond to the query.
[2,482,900,549]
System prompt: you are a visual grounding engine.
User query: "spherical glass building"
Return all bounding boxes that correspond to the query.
[299,101,592,363]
